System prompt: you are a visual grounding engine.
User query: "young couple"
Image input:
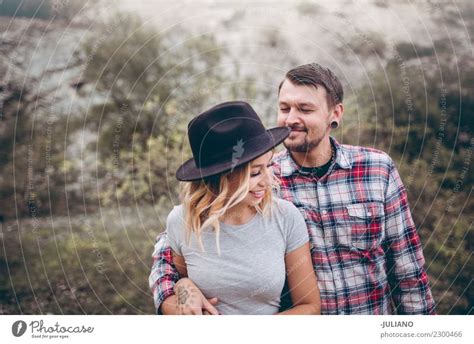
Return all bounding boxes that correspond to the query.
[149,63,436,315]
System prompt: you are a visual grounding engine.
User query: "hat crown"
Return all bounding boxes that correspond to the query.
[188,101,266,167]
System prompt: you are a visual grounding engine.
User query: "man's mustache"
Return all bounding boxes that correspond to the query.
[288,125,307,132]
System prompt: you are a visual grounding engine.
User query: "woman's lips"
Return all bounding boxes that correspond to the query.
[250,190,265,199]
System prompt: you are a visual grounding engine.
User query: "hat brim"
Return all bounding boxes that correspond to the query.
[176,126,290,181]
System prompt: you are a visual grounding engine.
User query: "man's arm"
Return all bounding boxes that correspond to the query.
[149,232,179,314]
[383,161,436,315]
[149,232,219,315]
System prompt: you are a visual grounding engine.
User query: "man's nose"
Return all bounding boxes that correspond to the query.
[285,108,300,126]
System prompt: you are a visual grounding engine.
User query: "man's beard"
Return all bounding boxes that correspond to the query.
[284,130,324,153]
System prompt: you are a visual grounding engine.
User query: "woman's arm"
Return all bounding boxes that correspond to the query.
[160,251,219,315]
[278,242,321,315]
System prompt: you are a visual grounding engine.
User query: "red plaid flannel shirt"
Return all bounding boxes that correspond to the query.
[149,137,435,314]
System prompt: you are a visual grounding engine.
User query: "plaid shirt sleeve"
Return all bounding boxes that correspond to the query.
[149,231,179,314]
[384,161,436,314]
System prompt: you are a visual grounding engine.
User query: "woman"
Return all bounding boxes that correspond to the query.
[162,101,320,315]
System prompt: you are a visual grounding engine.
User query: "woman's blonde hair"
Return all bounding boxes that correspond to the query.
[181,159,277,254]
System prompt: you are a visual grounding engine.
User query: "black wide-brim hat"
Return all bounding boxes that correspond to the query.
[176,101,290,181]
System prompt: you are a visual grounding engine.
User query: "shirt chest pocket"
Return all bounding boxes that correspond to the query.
[337,202,386,250]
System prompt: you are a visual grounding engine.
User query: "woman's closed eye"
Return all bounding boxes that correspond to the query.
[250,164,272,177]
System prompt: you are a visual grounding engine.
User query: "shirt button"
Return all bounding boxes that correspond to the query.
[322,210,328,215]
[367,211,372,216]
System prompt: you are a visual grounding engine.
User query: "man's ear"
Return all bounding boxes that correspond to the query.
[331,103,344,124]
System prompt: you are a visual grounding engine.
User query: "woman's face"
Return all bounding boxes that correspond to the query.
[236,151,274,208]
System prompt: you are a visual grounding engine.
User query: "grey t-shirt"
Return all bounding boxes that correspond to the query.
[166,197,309,315]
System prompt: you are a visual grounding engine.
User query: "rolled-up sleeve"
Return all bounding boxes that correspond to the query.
[149,232,179,314]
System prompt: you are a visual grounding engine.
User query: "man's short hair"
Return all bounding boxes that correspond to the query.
[279,63,344,109]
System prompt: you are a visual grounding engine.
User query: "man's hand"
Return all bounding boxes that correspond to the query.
[174,278,219,315]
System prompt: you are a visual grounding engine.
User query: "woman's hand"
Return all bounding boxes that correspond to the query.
[173,278,219,315]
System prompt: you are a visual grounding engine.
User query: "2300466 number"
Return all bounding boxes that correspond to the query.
[431,331,463,337]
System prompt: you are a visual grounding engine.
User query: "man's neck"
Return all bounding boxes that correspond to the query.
[290,137,333,168]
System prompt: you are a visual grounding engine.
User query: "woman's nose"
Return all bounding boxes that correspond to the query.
[259,168,272,187]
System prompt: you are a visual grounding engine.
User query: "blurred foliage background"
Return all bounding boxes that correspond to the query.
[0,0,472,314]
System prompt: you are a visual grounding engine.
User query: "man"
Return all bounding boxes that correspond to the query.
[149,63,436,315]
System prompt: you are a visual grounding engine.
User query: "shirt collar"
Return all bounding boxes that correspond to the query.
[279,136,352,177]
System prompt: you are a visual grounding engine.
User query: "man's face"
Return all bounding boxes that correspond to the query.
[277,79,332,153]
